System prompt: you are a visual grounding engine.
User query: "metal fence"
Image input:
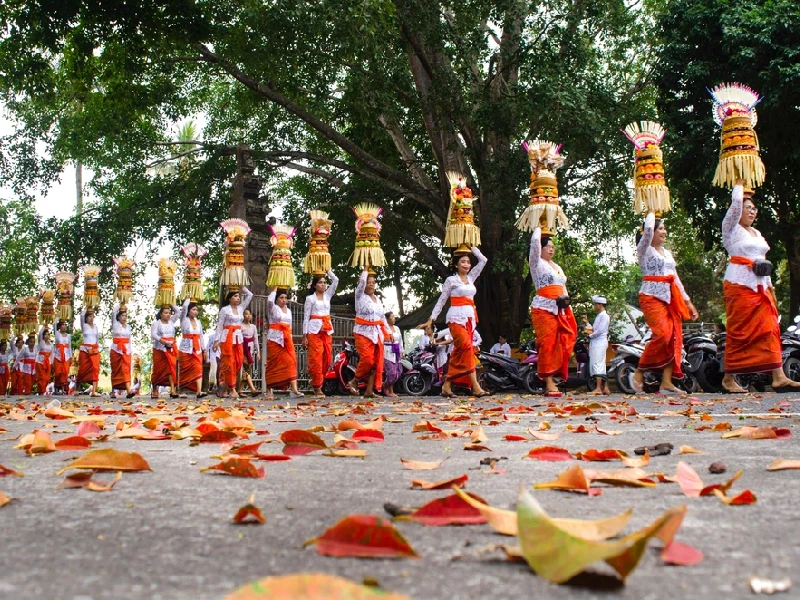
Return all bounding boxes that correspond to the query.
[248,295,355,390]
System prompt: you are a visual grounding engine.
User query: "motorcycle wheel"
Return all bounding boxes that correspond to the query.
[322,379,340,397]
[402,373,431,396]
[478,372,496,394]
[783,356,800,382]
[694,359,724,393]
[523,370,545,394]
[615,362,637,395]
[678,373,699,394]
[586,377,597,392]
[338,379,352,396]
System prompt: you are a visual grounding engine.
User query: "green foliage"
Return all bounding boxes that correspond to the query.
[0,198,43,298]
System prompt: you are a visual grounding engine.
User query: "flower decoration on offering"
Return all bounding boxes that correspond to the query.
[709,83,765,189]
[267,222,297,288]
[623,121,671,216]
[113,256,135,308]
[516,139,569,235]
[133,354,142,379]
[13,298,27,336]
[180,243,207,302]
[444,172,481,255]
[0,303,12,340]
[349,203,386,271]
[304,210,333,276]
[82,265,101,312]
[54,272,76,321]
[219,218,252,293]
[25,295,39,333]
[154,258,178,308]
[38,289,55,325]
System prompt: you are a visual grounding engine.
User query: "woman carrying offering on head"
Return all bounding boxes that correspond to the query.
[213,287,252,399]
[77,307,101,397]
[266,287,303,400]
[349,270,391,398]
[109,303,135,398]
[150,304,180,399]
[53,320,72,394]
[178,298,207,397]
[302,270,339,399]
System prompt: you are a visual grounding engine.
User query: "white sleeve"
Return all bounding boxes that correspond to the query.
[112,303,120,325]
[468,247,487,282]
[637,212,655,266]
[355,270,367,301]
[215,307,227,339]
[303,296,313,335]
[430,277,454,322]
[170,304,180,325]
[722,185,744,251]
[240,287,253,311]
[80,307,87,329]
[180,298,190,322]
[589,313,609,339]
[529,228,541,280]
[150,320,161,344]
[325,270,339,300]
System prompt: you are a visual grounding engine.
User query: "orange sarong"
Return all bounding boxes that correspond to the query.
[723,281,781,374]
[638,293,684,377]
[178,333,203,388]
[10,368,21,395]
[54,343,70,388]
[77,346,100,384]
[151,343,177,387]
[218,325,243,388]
[266,323,297,390]
[0,364,8,395]
[307,318,333,389]
[35,356,51,394]
[532,285,578,380]
[354,333,383,392]
[447,321,478,383]
[20,372,33,395]
[110,353,131,390]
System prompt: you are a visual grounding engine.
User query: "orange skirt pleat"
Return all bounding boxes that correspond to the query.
[307,332,332,389]
[354,333,383,392]
[723,282,782,374]
[151,348,177,387]
[111,351,132,390]
[638,293,684,378]
[266,338,297,390]
[77,351,100,384]
[531,307,578,380]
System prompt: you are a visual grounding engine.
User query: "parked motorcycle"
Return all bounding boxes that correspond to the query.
[684,332,721,393]
[611,335,699,394]
[555,338,596,393]
[782,315,800,382]
[400,347,436,396]
[711,332,769,392]
[322,340,360,396]
[477,341,540,394]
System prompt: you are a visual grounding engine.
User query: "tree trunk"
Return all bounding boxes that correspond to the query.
[393,247,405,317]
[781,220,800,322]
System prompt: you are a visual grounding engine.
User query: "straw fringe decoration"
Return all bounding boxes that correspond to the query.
[623,121,671,215]
[54,272,76,322]
[267,223,297,289]
[444,171,481,247]
[349,203,386,269]
[154,258,177,308]
[220,218,252,291]
[516,140,568,235]
[304,210,332,275]
[180,243,207,302]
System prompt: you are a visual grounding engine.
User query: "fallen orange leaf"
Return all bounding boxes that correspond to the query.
[306,515,419,558]
[0,491,14,508]
[57,470,122,492]
[233,494,266,524]
[28,430,56,455]
[54,436,92,451]
[679,445,705,455]
[576,448,623,462]
[201,458,265,478]
[402,492,488,526]
[0,464,24,477]
[44,406,75,420]
[224,573,411,600]
[767,458,800,471]
[280,429,327,455]
[713,489,756,505]
[533,465,602,496]
[337,419,364,431]
[410,474,468,490]
[400,458,444,470]
[620,450,650,468]
[56,448,152,475]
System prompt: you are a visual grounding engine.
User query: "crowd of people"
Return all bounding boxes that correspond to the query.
[1,181,797,400]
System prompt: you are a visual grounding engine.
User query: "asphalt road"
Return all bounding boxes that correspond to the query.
[1,391,798,600]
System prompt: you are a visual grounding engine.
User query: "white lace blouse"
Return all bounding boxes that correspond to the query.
[80,308,99,349]
[53,331,72,361]
[178,298,206,355]
[637,212,690,305]
[110,303,132,355]
[353,270,390,344]
[529,228,568,316]
[303,270,339,335]
[430,247,487,327]
[267,290,293,347]
[723,185,772,292]
[151,306,180,351]
[215,287,253,345]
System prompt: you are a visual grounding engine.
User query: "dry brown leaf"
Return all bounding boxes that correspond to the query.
[679,445,705,455]
[767,458,800,471]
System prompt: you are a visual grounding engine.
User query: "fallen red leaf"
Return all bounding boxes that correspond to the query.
[524,446,574,461]
[308,515,419,557]
[351,430,385,443]
[196,422,220,434]
[0,464,24,478]
[57,470,122,492]
[199,430,240,443]
[660,540,704,566]
[280,430,327,456]
[54,436,92,451]
[201,458,265,478]
[405,492,488,526]
[76,420,103,438]
[337,419,364,431]
[576,449,623,462]
[503,434,530,442]
[714,489,756,505]
[533,465,603,496]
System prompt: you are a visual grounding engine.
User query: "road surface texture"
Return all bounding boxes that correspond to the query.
[1,391,798,600]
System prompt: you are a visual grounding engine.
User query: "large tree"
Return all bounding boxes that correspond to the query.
[655,0,800,318]
[1,0,658,342]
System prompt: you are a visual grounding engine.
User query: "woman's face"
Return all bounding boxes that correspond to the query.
[276,294,288,308]
[160,307,171,321]
[457,256,471,274]
[119,312,128,325]
[365,276,376,295]
[58,323,66,333]
[541,240,555,261]
[86,313,95,325]
[243,308,253,322]
[189,305,199,319]
[43,331,51,342]
[315,278,327,293]
[424,325,433,336]
[740,199,758,227]
[387,313,396,325]
[652,221,667,245]
[230,292,241,306]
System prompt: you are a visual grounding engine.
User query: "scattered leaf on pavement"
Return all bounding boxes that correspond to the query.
[224,573,412,600]
[233,494,266,524]
[57,449,151,475]
[306,515,419,558]
[410,474,468,490]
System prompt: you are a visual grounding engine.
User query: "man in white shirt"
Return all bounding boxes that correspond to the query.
[587,295,611,395]
[489,334,511,357]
